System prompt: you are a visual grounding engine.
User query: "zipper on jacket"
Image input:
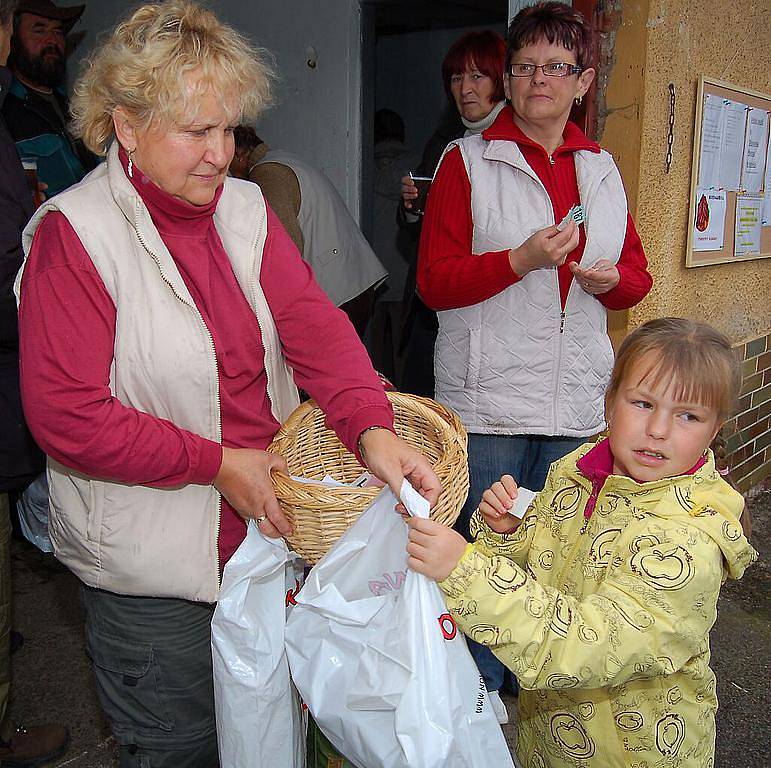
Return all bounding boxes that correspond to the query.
[552,264,565,430]
[132,203,224,585]
[509,153,568,435]
[248,208,274,409]
[580,479,602,534]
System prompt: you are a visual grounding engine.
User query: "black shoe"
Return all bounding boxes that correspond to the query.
[0,724,69,767]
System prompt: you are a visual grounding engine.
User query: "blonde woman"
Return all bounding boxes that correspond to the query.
[15,2,440,764]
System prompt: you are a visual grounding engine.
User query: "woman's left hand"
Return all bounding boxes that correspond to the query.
[406,516,467,580]
[359,427,442,507]
[570,259,620,295]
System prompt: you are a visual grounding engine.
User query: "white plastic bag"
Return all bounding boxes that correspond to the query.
[16,472,53,553]
[212,522,305,768]
[286,482,514,768]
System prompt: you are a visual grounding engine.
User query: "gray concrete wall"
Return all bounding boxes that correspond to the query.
[67,0,363,216]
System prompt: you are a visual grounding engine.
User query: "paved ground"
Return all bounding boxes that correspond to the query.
[6,487,770,767]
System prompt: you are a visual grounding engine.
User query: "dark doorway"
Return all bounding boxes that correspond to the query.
[360,0,509,239]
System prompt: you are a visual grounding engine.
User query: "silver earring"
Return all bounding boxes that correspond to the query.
[127,148,135,178]
[574,94,583,106]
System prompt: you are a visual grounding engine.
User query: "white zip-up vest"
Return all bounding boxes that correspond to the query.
[434,134,627,437]
[16,143,300,602]
[254,149,387,307]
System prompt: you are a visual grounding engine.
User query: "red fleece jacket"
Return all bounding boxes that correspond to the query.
[417,107,652,311]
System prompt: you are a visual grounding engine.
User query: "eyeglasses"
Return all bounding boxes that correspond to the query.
[508,62,582,78]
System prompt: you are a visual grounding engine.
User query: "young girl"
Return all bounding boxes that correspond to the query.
[407,318,757,767]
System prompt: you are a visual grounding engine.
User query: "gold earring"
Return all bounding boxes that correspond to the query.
[574,94,583,106]
[127,147,136,178]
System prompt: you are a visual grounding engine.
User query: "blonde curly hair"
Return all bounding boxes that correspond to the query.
[70,0,276,155]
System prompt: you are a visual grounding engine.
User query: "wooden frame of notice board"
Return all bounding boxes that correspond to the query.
[686,77,771,267]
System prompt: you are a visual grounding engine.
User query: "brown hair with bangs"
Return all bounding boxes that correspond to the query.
[606,318,740,423]
[506,1,593,70]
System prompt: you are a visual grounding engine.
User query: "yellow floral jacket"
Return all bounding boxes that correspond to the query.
[439,440,757,768]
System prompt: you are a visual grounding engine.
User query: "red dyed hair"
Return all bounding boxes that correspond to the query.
[441,30,507,102]
[507,1,594,70]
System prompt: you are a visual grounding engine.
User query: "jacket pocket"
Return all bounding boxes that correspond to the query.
[316,245,342,267]
[464,327,481,389]
[86,479,105,544]
[87,629,173,732]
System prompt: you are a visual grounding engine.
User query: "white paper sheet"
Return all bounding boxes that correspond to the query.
[506,488,537,520]
[698,94,725,189]
[734,195,763,255]
[719,100,748,191]
[741,108,769,195]
[762,124,771,226]
[693,188,727,251]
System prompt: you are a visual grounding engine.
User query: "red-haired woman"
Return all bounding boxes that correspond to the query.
[400,30,507,397]
[417,1,652,717]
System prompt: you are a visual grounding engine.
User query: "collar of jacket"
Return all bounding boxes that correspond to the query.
[104,141,270,308]
[9,76,66,101]
[482,104,600,157]
[576,437,706,489]
[575,440,755,579]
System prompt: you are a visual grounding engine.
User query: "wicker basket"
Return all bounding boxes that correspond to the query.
[267,391,469,564]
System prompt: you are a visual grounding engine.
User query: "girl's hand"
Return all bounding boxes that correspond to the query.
[406,516,467,581]
[401,174,418,210]
[508,219,579,276]
[479,474,522,534]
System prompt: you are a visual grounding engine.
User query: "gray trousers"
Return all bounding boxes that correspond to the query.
[80,585,218,768]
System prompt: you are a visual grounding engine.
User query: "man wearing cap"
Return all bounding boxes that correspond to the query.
[1,1,70,764]
[2,0,95,196]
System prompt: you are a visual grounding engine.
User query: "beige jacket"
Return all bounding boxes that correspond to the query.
[16,143,299,602]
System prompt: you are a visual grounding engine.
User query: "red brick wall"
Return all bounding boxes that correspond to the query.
[720,332,771,493]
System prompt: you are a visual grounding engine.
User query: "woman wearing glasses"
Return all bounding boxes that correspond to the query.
[417,0,652,703]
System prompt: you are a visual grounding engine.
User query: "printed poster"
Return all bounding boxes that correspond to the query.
[734,195,763,255]
[763,126,771,226]
[698,94,724,189]
[718,100,747,191]
[741,108,769,195]
[693,189,726,251]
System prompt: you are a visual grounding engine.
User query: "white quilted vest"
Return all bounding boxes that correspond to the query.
[16,143,300,602]
[433,134,627,437]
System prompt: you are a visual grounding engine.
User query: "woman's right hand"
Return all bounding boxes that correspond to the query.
[401,174,418,210]
[508,219,580,277]
[213,447,291,538]
[479,474,522,534]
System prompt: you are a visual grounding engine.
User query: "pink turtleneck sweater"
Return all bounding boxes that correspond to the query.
[18,150,392,565]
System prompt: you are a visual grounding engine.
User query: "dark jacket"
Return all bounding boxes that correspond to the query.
[1,77,96,196]
[396,110,463,396]
[0,66,44,491]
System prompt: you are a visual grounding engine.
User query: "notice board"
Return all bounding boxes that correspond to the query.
[686,77,771,267]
